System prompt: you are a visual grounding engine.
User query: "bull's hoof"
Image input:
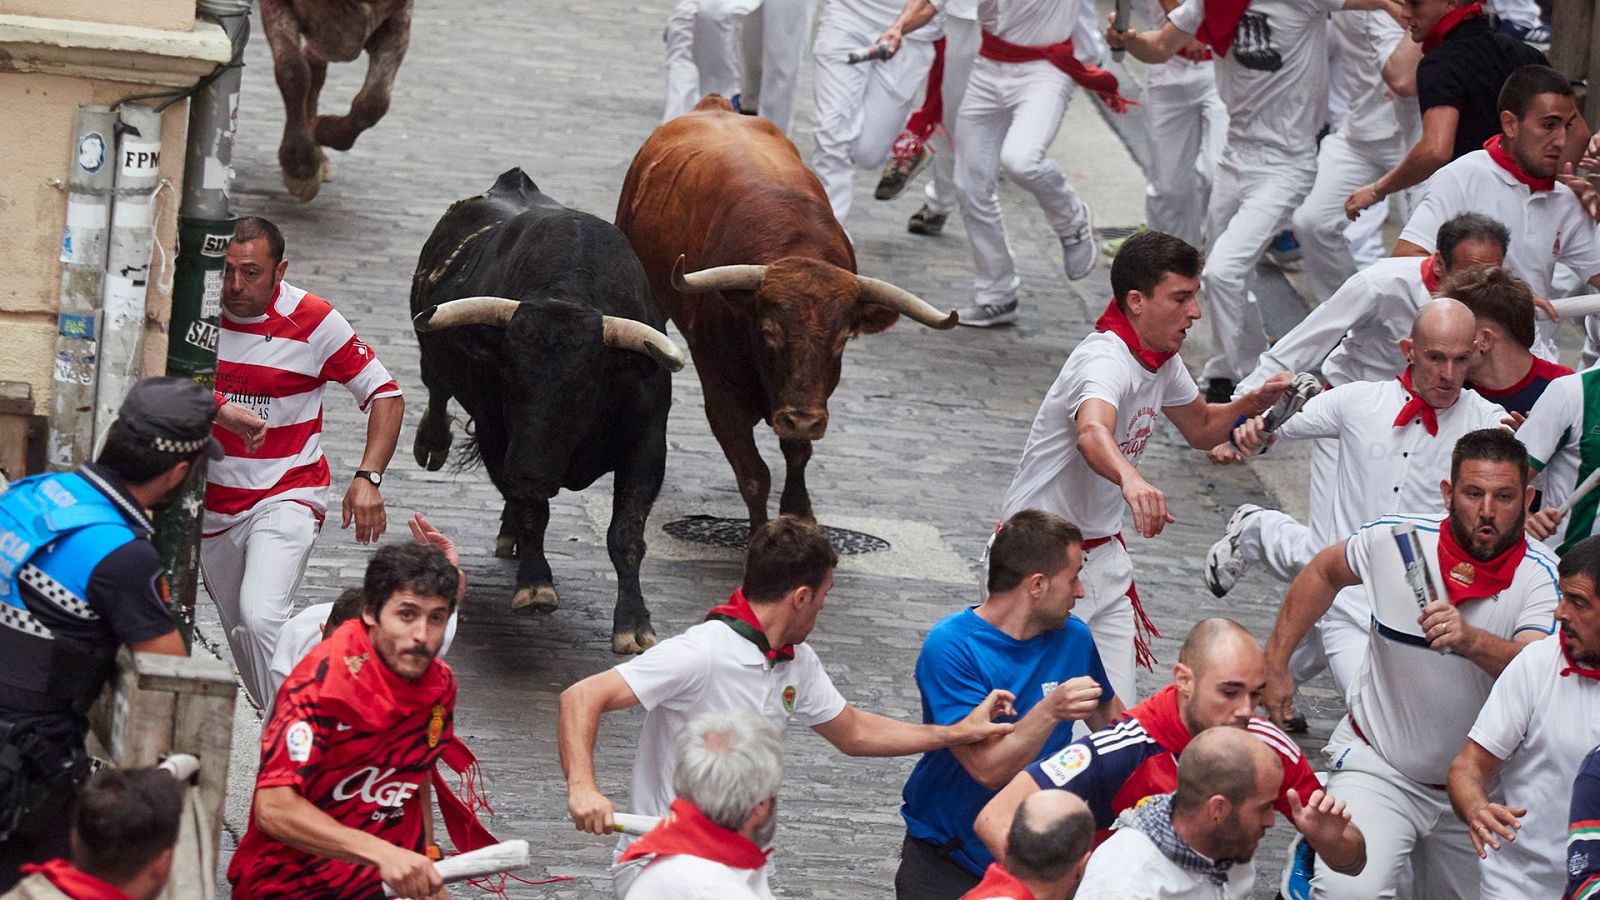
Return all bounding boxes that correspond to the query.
[283,168,323,202]
[511,585,558,615]
[413,439,448,471]
[493,535,519,559]
[611,627,658,655]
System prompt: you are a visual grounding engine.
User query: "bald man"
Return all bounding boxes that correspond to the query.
[1208,299,1510,696]
[975,619,1364,876]
[960,792,1094,900]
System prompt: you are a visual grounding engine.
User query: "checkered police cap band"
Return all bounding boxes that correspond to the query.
[151,435,208,454]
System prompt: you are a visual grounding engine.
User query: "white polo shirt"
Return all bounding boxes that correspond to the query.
[614,620,848,853]
[1343,514,1559,786]
[1469,635,1600,900]
[1237,256,1430,396]
[1077,825,1256,899]
[1399,149,1600,359]
[1000,332,1199,539]
[623,854,774,899]
[1518,367,1600,555]
[1273,379,1506,546]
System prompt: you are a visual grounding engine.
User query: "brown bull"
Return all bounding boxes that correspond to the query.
[261,0,411,201]
[616,95,956,526]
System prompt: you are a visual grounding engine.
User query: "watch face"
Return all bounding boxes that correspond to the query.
[360,471,382,486]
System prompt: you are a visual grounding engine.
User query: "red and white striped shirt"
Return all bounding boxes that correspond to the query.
[204,281,400,534]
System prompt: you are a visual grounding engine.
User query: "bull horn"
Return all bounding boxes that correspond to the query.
[413,296,521,331]
[856,275,959,329]
[671,254,767,294]
[602,316,687,372]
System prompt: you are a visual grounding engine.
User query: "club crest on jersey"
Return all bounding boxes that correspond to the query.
[1450,562,1475,587]
[286,721,313,762]
[345,653,369,676]
[428,704,445,747]
[782,685,796,714]
[1040,744,1091,786]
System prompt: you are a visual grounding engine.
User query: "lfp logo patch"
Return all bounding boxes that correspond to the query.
[1039,744,1091,786]
[285,721,314,763]
[782,685,797,714]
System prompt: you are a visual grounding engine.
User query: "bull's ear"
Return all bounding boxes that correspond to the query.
[854,303,900,335]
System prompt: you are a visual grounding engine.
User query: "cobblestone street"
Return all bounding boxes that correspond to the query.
[207,0,1348,894]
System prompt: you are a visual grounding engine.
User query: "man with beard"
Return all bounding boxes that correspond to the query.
[0,378,212,888]
[229,543,494,900]
[1447,535,1600,900]
[1262,428,1559,899]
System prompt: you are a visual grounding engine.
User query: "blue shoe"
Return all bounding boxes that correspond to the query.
[1498,19,1551,48]
[1280,833,1315,900]
[1265,229,1303,270]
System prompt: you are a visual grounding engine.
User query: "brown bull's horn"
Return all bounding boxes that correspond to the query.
[602,316,687,372]
[671,255,767,294]
[855,276,959,329]
[413,296,521,331]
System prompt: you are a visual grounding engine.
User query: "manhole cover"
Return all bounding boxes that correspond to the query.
[662,515,890,555]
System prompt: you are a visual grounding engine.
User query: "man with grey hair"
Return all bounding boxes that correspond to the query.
[618,712,783,899]
[960,791,1094,900]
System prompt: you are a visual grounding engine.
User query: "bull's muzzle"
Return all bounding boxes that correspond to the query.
[773,407,828,441]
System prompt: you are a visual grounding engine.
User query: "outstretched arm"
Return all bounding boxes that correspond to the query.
[1165,373,1293,451]
[1448,740,1523,858]
[811,690,1017,757]
[255,786,445,899]
[974,771,1043,861]
[1103,18,1191,65]
[876,0,938,50]
[342,394,404,543]
[558,670,642,834]
[1263,543,1360,724]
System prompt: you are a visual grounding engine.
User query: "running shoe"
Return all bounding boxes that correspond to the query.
[956,299,1018,328]
[1061,203,1097,281]
[908,204,948,236]
[1204,503,1264,598]
[1264,229,1303,270]
[1203,378,1235,405]
[875,136,931,200]
[1100,224,1147,258]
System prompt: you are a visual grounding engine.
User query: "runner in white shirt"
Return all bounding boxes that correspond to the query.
[1291,9,1409,304]
[661,0,743,123]
[1523,368,1600,555]
[997,232,1291,704]
[1132,0,1226,249]
[1448,537,1600,900]
[737,0,816,136]
[556,517,1014,897]
[1261,428,1560,899]
[1214,300,1509,694]
[1107,0,1403,401]
[1396,64,1600,360]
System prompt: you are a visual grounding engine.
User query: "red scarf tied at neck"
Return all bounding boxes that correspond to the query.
[979,32,1135,113]
[1434,518,1526,605]
[707,588,795,662]
[1192,0,1252,55]
[19,860,128,900]
[1096,299,1175,372]
[1422,2,1483,54]
[1393,367,1440,436]
[1560,630,1600,681]
[616,797,771,869]
[962,863,1040,900]
[1421,255,1443,293]
[1483,134,1555,192]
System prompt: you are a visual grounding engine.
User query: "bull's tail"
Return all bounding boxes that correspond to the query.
[452,418,485,473]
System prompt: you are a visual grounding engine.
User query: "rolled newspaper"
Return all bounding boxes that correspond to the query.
[1391,524,1449,655]
[383,839,530,896]
[1559,466,1600,517]
[613,813,662,836]
[847,42,895,63]
[1112,0,1129,61]
[1535,295,1600,321]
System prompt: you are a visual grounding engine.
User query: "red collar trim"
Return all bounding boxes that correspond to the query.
[1421,255,1443,293]
[20,860,130,900]
[1561,631,1600,681]
[1129,684,1192,751]
[707,588,795,662]
[967,864,1040,900]
[1393,368,1439,436]
[616,798,770,869]
[1483,135,1555,192]
[1096,299,1176,372]
[1470,357,1572,400]
[1422,2,1483,53]
[1435,518,1526,605]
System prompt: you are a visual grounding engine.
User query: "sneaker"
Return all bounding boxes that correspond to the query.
[730,93,757,116]
[1264,229,1302,270]
[1498,18,1551,49]
[1204,503,1264,598]
[1203,378,1235,404]
[875,135,931,201]
[1261,372,1324,432]
[1285,713,1309,734]
[1061,203,1097,281]
[956,299,1019,328]
[1100,224,1147,259]
[907,204,948,236]
[1279,833,1315,900]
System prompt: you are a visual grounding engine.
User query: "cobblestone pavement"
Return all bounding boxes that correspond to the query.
[208,0,1357,895]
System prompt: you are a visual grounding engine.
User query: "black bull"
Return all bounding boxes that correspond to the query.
[409,168,684,654]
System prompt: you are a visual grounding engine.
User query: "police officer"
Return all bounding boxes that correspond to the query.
[0,377,215,889]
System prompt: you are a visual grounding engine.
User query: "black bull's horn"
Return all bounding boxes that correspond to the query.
[670,255,958,329]
[413,296,687,372]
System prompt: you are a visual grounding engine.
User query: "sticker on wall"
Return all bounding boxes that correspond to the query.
[78,133,106,174]
[120,140,161,177]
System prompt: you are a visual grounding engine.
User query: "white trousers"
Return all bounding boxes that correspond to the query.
[1077,539,1139,707]
[201,500,321,709]
[1313,719,1480,899]
[663,0,743,122]
[1199,142,1317,382]
[922,17,981,217]
[1292,132,1406,303]
[1142,78,1227,249]
[1486,0,1541,28]
[811,4,935,222]
[740,0,816,135]
[954,57,1087,305]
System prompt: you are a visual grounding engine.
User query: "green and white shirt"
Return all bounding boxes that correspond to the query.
[1522,367,1600,554]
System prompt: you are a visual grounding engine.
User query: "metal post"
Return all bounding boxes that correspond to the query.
[154,0,250,647]
[1551,0,1597,126]
[93,104,163,451]
[47,106,117,471]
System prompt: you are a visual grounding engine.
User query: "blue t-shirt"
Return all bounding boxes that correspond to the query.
[899,608,1111,876]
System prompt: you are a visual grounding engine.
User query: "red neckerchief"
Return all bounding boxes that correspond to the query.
[1130,684,1192,752]
[1421,255,1443,293]
[1422,2,1483,54]
[19,860,129,900]
[319,620,499,853]
[1393,368,1439,436]
[707,588,794,662]
[979,32,1135,113]
[616,798,770,869]
[1095,299,1175,372]
[1435,517,1526,605]
[1192,0,1252,56]
[961,864,1039,900]
[1483,134,1555,192]
[1560,631,1600,681]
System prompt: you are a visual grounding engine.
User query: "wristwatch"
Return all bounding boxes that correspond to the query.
[354,469,383,487]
